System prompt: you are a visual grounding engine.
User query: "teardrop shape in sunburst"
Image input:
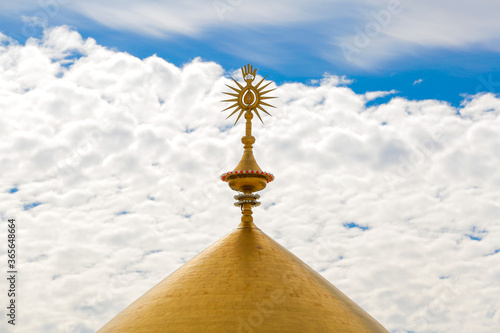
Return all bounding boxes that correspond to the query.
[221,64,276,125]
[244,90,255,105]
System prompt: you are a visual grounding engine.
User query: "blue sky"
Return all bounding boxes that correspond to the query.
[2,2,500,332]
[1,0,500,106]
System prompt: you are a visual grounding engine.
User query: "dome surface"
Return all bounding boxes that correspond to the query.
[98,222,388,332]
[98,64,389,332]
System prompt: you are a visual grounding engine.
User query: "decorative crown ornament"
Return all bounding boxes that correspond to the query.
[222,64,276,124]
[220,65,276,225]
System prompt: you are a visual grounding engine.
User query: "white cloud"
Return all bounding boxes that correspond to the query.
[3,1,500,69]
[364,89,397,101]
[1,27,500,332]
[414,79,423,86]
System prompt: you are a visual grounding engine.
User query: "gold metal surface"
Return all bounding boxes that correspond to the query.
[221,65,275,206]
[97,64,389,332]
[98,222,389,333]
[222,64,276,126]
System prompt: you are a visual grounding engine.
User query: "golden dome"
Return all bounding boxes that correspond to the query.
[98,221,388,332]
[98,65,388,332]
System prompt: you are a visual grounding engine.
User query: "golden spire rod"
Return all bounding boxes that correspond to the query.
[220,64,276,226]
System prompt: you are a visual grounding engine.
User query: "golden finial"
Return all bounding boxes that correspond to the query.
[220,65,276,226]
[221,64,276,125]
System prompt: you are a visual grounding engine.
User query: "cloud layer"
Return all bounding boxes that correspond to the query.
[1,27,500,333]
[3,0,500,69]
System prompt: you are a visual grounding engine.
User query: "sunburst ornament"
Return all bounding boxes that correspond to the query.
[219,64,276,197]
[222,64,276,124]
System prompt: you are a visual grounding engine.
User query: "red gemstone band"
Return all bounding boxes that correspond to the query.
[221,170,275,183]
